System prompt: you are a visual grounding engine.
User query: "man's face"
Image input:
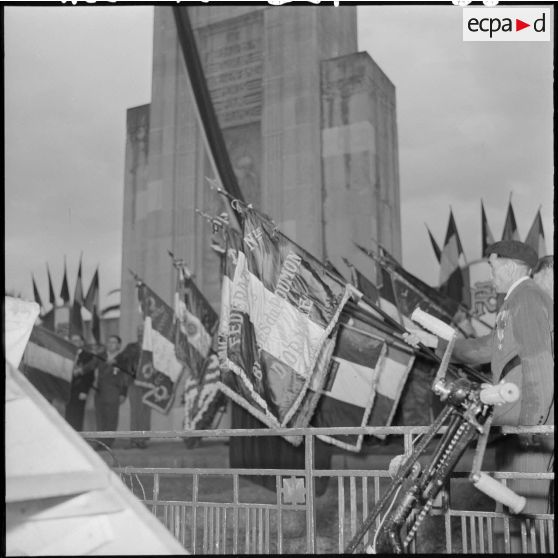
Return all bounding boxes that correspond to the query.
[107,337,120,353]
[70,334,84,348]
[488,254,512,293]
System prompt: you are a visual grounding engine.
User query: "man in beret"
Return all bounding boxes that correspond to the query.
[405,240,553,551]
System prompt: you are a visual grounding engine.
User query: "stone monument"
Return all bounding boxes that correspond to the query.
[120,6,401,430]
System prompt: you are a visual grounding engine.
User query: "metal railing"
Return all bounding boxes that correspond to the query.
[82,425,554,554]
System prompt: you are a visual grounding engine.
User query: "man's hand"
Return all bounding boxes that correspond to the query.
[78,392,88,401]
[119,394,126,405]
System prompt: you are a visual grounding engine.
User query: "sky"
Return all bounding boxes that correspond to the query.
[4,3,554,312]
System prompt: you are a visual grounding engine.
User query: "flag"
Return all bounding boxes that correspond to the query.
[439,210,466,304]
[5,296,41,369]
[31,274,43,310]
[501,199,520,242]
[426,225,442,263]
[525,209,546,257]
[21,325,79,403]
[39,307,55,331]
[217,209,351,436]
[70,257,84,338]
[46,263,56,306]
[54,305,70,339]
[481,200,495,257]
[311,314,415,450]
[136,282,185,414]
[60,258,70,305]
[84,267,100,343]
[343,257,379,304]
[175,267,226,431]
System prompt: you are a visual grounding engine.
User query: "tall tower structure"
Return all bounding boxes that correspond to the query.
[120,6,401,429]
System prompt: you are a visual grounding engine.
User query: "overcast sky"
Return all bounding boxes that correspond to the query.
[5,4,554,311]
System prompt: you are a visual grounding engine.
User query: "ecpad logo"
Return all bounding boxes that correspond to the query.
[463,8,550,41]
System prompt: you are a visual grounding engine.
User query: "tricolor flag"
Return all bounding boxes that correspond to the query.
[501,198,520,242]
[84,267,100,343]
[217,209,351,435]
[70,257,84,338]
[60,257,70,305]
[481,200,495,257]
[21,325,79,403]
[137,282,185,414]
[439,210,467,305]
[525,209,546,257]
[5,296,41,369]
[46,263,56,306]
[174,267,225,431]
[311,314,415,451]
[426,225,442,264]
[343,257,379,304]
[31,274,43,311]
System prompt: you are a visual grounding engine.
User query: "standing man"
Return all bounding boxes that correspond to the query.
[94,335,128,449]
[119,324,152,449]
[65,333,96,431]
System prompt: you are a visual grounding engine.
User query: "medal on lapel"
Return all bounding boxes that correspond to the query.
[495,309,509,351]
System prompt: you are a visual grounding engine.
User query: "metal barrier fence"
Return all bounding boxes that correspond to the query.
[82,425,554,554]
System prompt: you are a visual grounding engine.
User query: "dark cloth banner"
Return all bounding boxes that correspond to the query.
[21,325,79,403]
[217,210,351,439]
[229,401,331,496]
[137,283,185,414]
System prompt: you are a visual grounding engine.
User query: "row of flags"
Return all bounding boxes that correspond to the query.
[119,203,451,451]
[427,199,547,309]
[32,259,101,343]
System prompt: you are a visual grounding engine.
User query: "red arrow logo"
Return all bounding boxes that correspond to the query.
[516,19,530,31]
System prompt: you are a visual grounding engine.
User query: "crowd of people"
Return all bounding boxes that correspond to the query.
[64,325,151,450]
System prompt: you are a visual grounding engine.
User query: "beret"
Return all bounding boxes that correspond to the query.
[485,240,538,269]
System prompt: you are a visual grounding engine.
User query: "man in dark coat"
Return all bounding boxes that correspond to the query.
[94,335,129,449]
[65,333,97,431]
[120,324,152,449]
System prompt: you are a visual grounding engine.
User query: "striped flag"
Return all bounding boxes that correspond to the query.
[5,296,41,369]
[21,325,79,403]
[60,258,70,305]
[46,263,56,306]
[84,267,100,343]
[439,210,467,304]
[481,200,495,257]
[426,225,442,263]
[69,257,84,338]
[31,275,43,311]
[217,209,351,433]
[311,315,415,451]
[501,199,520,242]
[136,282,185,414]
[343,258,379,304]
[525,209,546,257]
[175,267,226,431]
